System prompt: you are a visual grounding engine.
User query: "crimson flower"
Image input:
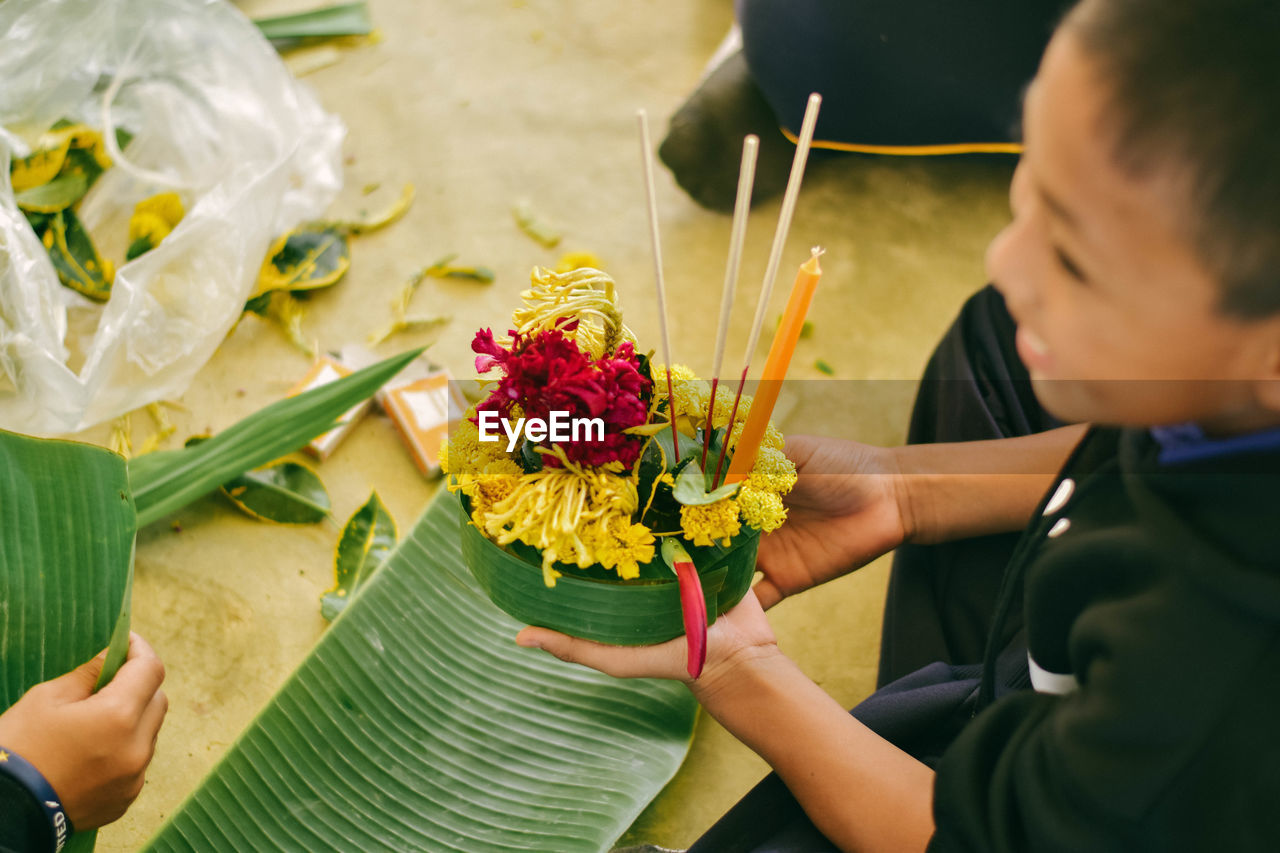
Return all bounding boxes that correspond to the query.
[472,326,651,467]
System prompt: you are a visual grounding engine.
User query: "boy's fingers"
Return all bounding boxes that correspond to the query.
[96,635,165,713]
[138,688,169,744]
[516,627,682,680]
[43,648,109,701]
[752,577,782,610]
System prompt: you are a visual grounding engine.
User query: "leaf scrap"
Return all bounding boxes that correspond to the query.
[126,192,185,260]
[41,208,115,301]
[512,199,561,248]
[222,462,331,525]
[255,226,351,296]
[322,492,397,621]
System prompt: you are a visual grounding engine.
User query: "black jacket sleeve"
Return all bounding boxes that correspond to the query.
[0,771,54,853]
[928,553,1280,852]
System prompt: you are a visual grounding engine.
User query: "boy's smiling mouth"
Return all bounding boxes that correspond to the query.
[1015,325,1053,373]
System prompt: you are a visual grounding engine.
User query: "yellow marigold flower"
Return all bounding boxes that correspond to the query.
[737,485,787,533]
[592,517,655,580]
[748,446,797,495]
[681,499,742,548]
[441,414,510,478]
[730,419,784,453]
[652,363,710,421]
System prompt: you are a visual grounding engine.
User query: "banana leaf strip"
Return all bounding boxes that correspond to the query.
[41,208,114,301]
[222,461,331,525]
[321,491,396,620]
[254,226,351,296]
[143,492,697,852]
[128,348,421,528]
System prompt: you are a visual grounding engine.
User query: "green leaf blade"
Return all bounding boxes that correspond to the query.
[144,493,696,852]
[0,431,135,706]
[253,2,374,42]
[128,349,421,528]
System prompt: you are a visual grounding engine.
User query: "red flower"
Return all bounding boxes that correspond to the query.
[472,328,651,467]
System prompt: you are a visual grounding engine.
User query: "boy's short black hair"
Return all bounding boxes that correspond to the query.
[1066,0,1280,318]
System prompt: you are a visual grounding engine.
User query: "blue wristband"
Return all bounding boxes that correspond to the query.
[0,745,73,852]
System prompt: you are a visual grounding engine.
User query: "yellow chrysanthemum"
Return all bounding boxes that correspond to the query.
[681,499,742,548]
[736,485,787,533]
[470,458,647,586]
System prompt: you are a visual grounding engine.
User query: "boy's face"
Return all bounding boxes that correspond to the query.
[987,29,1280,433]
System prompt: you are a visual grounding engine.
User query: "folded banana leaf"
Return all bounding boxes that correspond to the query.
[142,492,698,852]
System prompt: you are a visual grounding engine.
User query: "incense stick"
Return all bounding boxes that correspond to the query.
[637,109,680,459]
[702,134,759,470]
[713,92,822,486]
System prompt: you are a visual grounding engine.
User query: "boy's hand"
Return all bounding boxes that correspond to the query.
[0,633,168,830]
[754,435,908,609]
[516,590,780,687]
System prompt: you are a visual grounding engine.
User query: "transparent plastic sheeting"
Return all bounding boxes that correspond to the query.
[0,0,344,435]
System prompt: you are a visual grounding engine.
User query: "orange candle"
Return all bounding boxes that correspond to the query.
[724,247,823,484]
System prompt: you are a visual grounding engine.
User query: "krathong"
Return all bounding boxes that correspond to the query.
[444,267,796,677]
[449,94,822,679]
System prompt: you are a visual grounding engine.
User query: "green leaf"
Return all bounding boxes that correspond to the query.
[143,492,697,851]
[0,431,137,853]
[128,349,421,528]
[222,462,331,525]
[42,208,113,301]
[253,2,373,42]
[14,172,89,213]
[321,491,396,620]
[255,225,351,296]
[672,459,740,506]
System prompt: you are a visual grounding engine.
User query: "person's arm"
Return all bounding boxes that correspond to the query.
[693,641,936,852]
[519,592,935,853]
[755,425,1086,608]
[893,423,1088,544]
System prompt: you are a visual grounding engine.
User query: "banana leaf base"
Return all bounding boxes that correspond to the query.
[458,495,760,646]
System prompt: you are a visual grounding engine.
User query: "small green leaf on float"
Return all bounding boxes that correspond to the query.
[221,461,331,525]
[41,209,114,301]
[321,492,397,622]
[255,225,351,296]
[672,459,740,506]
[814,358,835,375]
[14,173,89,213]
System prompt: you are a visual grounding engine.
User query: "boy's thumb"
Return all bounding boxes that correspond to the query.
[46,650,108,700]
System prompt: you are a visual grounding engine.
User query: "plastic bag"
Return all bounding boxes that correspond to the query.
[0,0,344,435]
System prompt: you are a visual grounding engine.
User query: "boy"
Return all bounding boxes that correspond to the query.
[518,0,1280,849]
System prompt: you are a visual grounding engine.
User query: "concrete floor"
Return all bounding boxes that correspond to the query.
[84,0,1016,848]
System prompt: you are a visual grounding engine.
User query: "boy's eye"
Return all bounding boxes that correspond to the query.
[1054,246,1087,283]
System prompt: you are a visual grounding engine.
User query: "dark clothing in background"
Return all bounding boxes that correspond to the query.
[736,0,1070,149]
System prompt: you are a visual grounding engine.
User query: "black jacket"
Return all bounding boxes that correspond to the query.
[931,427,1280,851]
